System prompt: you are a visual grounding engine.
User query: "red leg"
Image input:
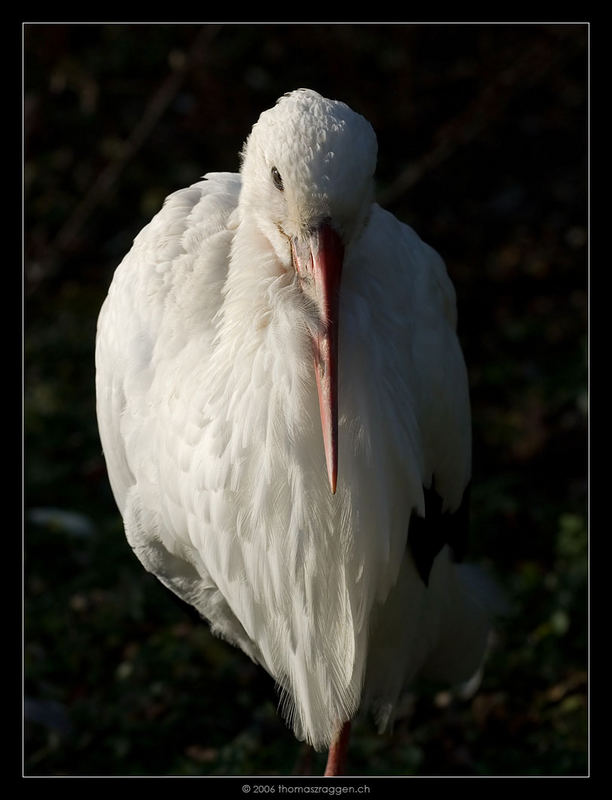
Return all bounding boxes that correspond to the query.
[324,721,352,776]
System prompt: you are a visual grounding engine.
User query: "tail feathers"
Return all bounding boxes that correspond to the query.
[365,547,504,733]
[423,555,505,684]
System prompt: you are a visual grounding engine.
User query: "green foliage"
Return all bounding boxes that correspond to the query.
[25,24,587,776]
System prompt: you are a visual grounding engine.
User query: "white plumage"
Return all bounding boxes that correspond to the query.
[95,89,493,763]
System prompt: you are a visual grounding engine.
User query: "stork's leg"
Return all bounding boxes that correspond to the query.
[323,721,351,776]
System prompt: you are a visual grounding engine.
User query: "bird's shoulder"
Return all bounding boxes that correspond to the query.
[130,171,241,289]
[99,172,242,352]
[95,173,242,510]
[360,204,458,328]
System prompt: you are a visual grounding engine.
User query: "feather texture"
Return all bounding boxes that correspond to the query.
[95,90,493,750]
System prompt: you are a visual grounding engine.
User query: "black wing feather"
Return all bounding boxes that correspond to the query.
[407,479,470,586]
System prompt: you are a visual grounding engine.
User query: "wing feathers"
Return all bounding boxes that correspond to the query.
[96,181,490,751]
[407,480,471,586]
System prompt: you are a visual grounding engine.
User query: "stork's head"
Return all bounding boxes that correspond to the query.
[239,89,378,494]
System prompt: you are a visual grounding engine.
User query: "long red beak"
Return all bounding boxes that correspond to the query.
[292,222,344,494]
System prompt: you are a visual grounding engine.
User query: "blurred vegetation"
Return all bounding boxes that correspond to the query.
[24,24,587,777]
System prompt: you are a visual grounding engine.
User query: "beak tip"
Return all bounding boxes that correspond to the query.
[328,467,337,495]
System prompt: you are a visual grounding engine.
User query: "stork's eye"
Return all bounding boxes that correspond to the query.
[271,166,284,191]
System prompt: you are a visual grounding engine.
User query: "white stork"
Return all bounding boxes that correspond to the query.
[95,89,494,775]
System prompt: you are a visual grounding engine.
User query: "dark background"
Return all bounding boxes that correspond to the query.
[24,24,588,776]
